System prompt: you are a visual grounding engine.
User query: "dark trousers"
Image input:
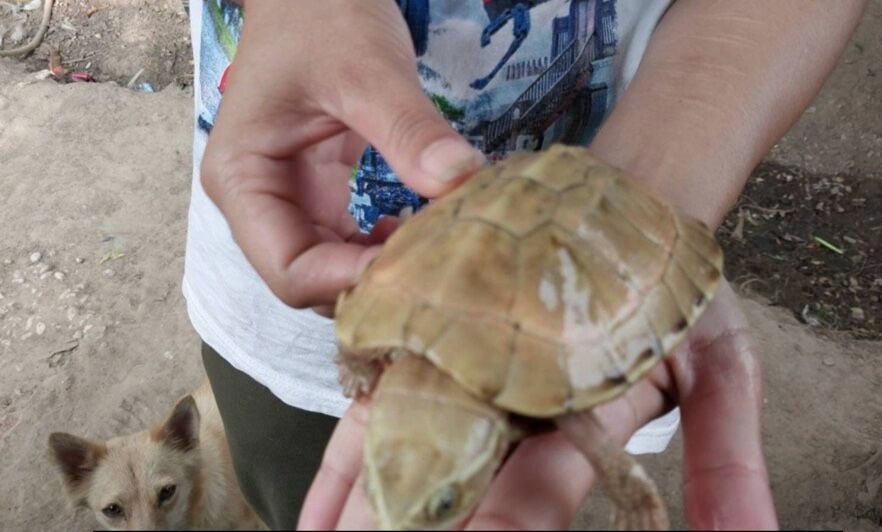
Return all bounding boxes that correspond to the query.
[201,343,339,530]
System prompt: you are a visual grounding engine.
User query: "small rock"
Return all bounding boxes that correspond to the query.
[53,271,65,281]
[35,322,46,335]
[851,307,865,321]
[29,252,42,263]
[823,358,835,367]
[103,269,115,277]
[801,305,821,327]
[163,351,174,360]
[66,308,76,321]
[36,263,51,274]
[75,257,85,264]
[2,259,11,266]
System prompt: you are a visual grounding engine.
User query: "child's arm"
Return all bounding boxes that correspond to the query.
[590,0,866,229]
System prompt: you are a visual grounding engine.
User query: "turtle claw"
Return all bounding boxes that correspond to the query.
[336,349,385,398]
[607,463,669,530]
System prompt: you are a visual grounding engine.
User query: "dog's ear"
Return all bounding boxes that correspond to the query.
[48,432,106,503]
[153,395,200,452]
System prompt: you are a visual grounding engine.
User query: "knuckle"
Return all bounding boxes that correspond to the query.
[384,106,444,158]
[199,148,246,205]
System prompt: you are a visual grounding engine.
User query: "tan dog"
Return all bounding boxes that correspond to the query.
[48,381,265,530]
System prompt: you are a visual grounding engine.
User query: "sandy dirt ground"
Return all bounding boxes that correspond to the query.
[1,1,881,531]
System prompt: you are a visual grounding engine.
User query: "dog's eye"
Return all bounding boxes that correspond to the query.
[102,503,123,518]
[158,484,177,504]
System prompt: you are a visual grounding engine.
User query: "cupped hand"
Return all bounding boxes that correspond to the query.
[200,0,484,310]
[298,279,778,530]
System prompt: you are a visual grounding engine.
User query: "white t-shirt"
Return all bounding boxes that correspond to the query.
[184,0,679,454]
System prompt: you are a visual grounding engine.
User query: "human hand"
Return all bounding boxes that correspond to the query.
[298,280,778,530]
[200,0,484,310]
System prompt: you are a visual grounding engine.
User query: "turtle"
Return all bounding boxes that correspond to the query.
[334,144,724,530]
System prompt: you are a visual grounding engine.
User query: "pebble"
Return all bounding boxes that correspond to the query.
[851,307,865,321]
[66,308,76,321]
[36,263,51,274]
[103,269,115,277]
[2,259,11,265]
[29,252,42,263]
[35,322,46,335]
[75,257,85,264]
[823,357,835,367]
[53,271,65,281]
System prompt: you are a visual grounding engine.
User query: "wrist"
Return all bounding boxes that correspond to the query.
[587,117,745,230]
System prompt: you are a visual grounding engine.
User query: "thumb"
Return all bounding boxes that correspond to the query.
[340,76,486,198]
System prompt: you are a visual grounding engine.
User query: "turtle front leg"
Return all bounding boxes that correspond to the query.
[556,410,669,530]
[335,348,387,399]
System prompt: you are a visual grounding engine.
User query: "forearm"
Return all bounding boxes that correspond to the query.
[590,0,866,227]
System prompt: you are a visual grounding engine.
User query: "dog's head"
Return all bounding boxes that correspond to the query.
[49,395,203,530]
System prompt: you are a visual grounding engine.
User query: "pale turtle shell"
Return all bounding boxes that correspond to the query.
[336,144,723,417]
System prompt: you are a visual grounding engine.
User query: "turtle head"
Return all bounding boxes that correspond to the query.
[363,356,511,530]
[365,439,501,530]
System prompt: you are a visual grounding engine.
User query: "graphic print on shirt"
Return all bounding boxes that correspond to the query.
[192,0,617,233]
[351,0,617,231]
[196,0,241,134]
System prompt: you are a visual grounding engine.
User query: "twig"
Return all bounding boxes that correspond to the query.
[62,52,95,64]
[813,236,844,255]
[126,67,145,89]
[0,0,54,57]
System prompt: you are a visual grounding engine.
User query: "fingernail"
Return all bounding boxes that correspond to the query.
[420,138,485,182]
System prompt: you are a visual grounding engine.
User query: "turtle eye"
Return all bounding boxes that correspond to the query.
[424,484,460,522]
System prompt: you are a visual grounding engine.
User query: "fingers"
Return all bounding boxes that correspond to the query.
[318,5,484,197]
[466,431,593,531]
[335,471,378,531]
[298,402,370,531]
[201,148,381,308]
[341,79,486,197]
[466,380,669,530]
[671,282,778,529]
